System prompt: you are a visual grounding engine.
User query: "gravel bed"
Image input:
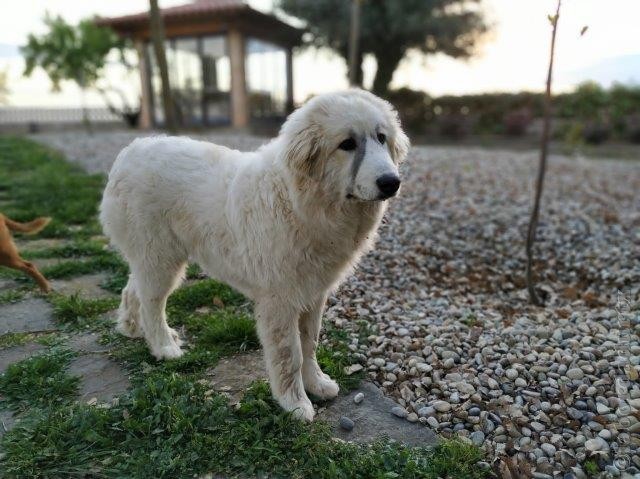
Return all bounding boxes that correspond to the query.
[33,130,640,478]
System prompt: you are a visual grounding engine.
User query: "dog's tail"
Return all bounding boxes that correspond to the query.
[3,215,52,235]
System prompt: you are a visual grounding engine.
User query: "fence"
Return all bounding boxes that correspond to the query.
[0,107,122,132]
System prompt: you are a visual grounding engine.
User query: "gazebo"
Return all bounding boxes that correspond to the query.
[98,0,303,128]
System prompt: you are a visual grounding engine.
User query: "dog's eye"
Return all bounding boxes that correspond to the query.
[377,133,386,144]
[338,138,357,151]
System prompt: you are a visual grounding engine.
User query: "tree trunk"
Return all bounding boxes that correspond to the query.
[348,0,362,87]
[372,51,403,97]
[348,50,364,88]
[149,0,177,132]
[525,0,561,306]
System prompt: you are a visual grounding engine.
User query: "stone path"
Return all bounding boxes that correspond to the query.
[0,298,55,334]
[50,272,115,299]
[0,279,436,448]
[206,350,436,446]
[0,282,130,439]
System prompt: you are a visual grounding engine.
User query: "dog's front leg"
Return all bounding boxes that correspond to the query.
[299,294,339,400]
[255,298,314,421]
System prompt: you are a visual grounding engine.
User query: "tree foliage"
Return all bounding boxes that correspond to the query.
[22,14,124,90]
[278,0,487,95]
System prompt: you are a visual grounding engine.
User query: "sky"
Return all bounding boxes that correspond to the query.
[0,0,638,108]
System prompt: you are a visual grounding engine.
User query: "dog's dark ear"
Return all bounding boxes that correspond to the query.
[284,123,324,179]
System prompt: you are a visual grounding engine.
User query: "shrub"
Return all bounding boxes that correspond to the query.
[503,107,532,136]
[582,121,611,145]
[624,114,640,143]
[384,88,431,133]
[438,112,471,139]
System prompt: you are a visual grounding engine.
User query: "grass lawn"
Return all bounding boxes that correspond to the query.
[0,137,490,478]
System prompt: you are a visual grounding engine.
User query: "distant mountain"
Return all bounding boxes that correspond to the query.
[564,54,640,87]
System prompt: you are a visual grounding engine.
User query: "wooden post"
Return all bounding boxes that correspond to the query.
[149,0,177,132]
[285,47,294,113]
[135,40,152,129]
[348,0,362,86]
[228,29,248,128]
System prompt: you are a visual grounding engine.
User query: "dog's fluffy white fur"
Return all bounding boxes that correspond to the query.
[100,89,409,420]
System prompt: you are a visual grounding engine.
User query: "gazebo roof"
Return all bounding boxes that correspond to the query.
[97,0,303,47]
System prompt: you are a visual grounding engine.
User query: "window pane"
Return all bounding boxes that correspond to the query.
[246,39,287,118]
[171,38,202,126]
[202,36,231,123]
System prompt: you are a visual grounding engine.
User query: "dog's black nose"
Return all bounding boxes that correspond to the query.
[376,174,401,198]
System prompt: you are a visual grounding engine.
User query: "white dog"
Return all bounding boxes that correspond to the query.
[100,89,409,420]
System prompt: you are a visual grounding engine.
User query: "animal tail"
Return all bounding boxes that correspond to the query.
[3,215,52,235]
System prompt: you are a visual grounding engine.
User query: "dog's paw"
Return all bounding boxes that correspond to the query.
[167,327,184,347]
[116,318,144,338]
[151,341,184,360]
[284,398,315,422]
[304,372,340,400]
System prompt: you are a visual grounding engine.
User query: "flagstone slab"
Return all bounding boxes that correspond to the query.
[0,342,47,373]
[317,381,438,447]
[0,298,56,335]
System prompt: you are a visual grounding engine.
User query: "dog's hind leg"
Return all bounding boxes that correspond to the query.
[15,259,51,293]
[116,275,144,338]
[132,260,186,360]
[299,295,339,400]
[256,298,314,421]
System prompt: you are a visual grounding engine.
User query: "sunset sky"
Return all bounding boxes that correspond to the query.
[0,0,638,107]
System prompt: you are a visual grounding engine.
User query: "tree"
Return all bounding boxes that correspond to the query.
[22,14,132,127]
[525,0,561,306]
[278,0,487,95]
[149,0,177,133]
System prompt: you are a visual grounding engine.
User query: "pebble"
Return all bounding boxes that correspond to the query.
[470,431,485,446]
[514,378,527,387]
[541,443,556,457]
[432,401,451,413]
[417,406,435,417]
[585,437,609,452]
[426,416,439,429]
[353,392,364,404]
[566,368,584,380]
[391,406,408,418]
[339,416,354,431]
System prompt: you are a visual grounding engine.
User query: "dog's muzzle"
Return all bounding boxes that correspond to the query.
[376,174,401,200]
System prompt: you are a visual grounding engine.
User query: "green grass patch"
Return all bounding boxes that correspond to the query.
[317,325,366,391]
[168,279,246,314]
[41,253,126,280]
[21,240,107,260]
[0,289,26,305]
[194,309,258,352]
[0,332,34,349]
[0,332,61,350]
[0,137,105,238]
[0,348,79,412]
[460,314,480,327]
[0,267,21,280]
[50,293,119,330]
[584,459,599,476]
[100,266,129,294]
[0,375,488,479]
[186,263,203,279]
